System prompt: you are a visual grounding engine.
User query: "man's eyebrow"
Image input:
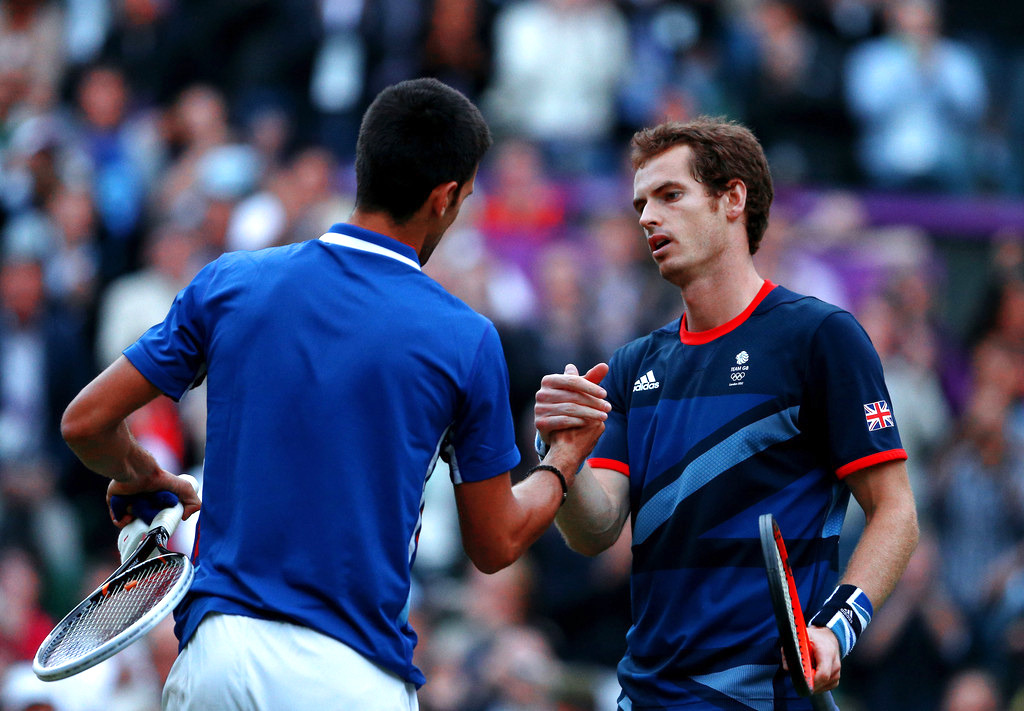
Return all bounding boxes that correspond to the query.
[633,180,684,212]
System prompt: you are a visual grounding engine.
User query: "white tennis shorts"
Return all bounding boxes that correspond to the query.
[162,613,419,711]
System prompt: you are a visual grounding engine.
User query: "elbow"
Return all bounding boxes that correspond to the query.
[564,534,611,558]
[906,501,921,552]
[464,536,526,575]
[60,397,105,449]
[60,401,90,447]
[467,547,519,575]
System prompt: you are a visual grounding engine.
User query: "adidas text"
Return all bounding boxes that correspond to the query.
[633,370,660,392]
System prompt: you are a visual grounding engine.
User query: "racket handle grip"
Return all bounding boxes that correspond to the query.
[118,518,150,564]
[148,474,200,538]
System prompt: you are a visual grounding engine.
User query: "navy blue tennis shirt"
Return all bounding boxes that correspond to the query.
[124,224,521,686]
[588,281,906,709]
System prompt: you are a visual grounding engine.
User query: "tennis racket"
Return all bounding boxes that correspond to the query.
[758,513,832,711]
[33,477,197,681]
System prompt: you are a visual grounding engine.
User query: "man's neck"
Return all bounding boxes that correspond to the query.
[680,262,765,334]
[348,209,425,260]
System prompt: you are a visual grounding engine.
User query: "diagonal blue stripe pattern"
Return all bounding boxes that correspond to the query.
[633,406,801,545]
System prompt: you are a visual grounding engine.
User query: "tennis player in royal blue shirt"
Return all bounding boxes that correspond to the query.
[535,119,919,710]
[61,78,605,710]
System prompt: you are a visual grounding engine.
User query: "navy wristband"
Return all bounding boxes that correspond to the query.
[810,584,873,658]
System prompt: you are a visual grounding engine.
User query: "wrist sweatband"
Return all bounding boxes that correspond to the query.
[534,430,549,459]
[809,584,873,658]
[526,464,568,506]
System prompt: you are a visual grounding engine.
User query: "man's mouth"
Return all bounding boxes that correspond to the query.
[648,235,671,255]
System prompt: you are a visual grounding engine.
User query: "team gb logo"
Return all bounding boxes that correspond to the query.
[736,351,749,364]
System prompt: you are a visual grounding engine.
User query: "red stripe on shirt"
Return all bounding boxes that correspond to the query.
[588,458,629,477]
[836,449,908,479]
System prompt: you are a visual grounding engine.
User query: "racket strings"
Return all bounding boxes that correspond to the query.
[37,556,187,668]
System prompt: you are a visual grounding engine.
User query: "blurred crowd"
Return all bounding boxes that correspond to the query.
[0,0,1023,709]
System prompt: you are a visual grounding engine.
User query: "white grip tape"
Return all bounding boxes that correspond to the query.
[149,501,185,538]
[116,474,199,563]
[118,518,150,564]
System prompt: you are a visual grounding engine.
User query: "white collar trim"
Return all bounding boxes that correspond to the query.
[319,232,421,271]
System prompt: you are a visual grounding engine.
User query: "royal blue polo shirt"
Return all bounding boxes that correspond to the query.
[124,223,521,686]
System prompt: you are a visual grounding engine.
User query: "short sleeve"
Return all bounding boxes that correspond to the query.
[589,348,631,476]
[123,261,215,401]
[446,323,521,483]
[803,311,907,478]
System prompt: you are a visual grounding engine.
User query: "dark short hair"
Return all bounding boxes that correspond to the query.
[355,78,492,223]
[630,118,773,255]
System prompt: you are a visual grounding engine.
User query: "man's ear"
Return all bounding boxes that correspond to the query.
[722,179,747,221]
[428,181,460,218]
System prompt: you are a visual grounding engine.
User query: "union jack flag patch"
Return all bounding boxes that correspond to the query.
[864,401,894,431]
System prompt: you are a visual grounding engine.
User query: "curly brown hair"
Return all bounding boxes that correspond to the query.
[630,118,773,255]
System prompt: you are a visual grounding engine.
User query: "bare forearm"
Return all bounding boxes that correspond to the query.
[841,498,919,607]
[60,355,165,485]
[555,465,629,556]
[63,418,160,485]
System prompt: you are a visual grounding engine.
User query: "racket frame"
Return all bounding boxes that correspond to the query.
[33,503,193,681]
[758,512,832,710]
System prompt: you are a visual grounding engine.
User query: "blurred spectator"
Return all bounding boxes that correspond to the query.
[0,547,53,677]
[1,115,75,217]
[361,0,428,102]
[741,0,855,185]
[147,0,319,128]
[0,661,59,710]
[224,166,301,253]
[946,0,1024,194]
[0,250,92,599]
[479,625,560,711]
[421,0,493,100]
[0,249,92,473]
[940,668,1005,711]
[309,0,368,160]
[477,138,568,277]
[42,185,102,325]
[844,530,971,711]
[225,145,350,252]
[980,542,1024,699]
[70,63,164,280]
[154,84,235,222]
[531,241,603,377]
[97,0,173,107]
[286,146,354,244]
[930,356,1024,620]
[844,0,988,193]
[586,207,676,356]
[856,290,952,504]
[94,221,198,369]
[618,0,733,129]
[753,205,853,310]
[483,0,630,175]
[0,0,65,112]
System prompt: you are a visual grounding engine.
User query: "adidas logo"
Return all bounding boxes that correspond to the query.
[633,370,660,392]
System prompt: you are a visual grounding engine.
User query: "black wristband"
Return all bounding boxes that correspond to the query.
[527,464,568,506]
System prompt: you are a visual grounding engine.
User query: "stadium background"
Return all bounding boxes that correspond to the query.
[0,0,1023,709]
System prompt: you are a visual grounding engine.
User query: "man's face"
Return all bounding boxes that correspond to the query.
[421,169,477,265]
[632,145,731,287]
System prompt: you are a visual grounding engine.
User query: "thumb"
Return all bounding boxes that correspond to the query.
[564,363,579,376]
[584,362,610,385]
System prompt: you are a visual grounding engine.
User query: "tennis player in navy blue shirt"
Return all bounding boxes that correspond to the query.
[60,78,606,710]
[535,119,919,710]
